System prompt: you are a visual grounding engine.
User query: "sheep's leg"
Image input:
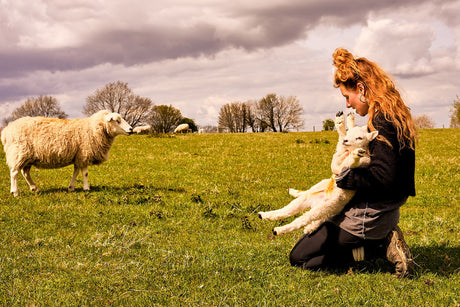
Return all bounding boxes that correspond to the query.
[68,166,80,191]
[21,165,38,192]
[10,168,19,197]
[82,167,90,191]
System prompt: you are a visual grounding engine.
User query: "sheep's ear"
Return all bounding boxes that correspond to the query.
[369,130,379,141]
[105,113,117,122]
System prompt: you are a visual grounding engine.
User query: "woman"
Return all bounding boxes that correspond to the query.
[289,48,417,277]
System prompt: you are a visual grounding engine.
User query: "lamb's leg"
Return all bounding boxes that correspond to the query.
[288,179,331,199]
[82,166,90,191]
[273,189,355,236]
[335,111,346,138]
[68,166,80,191]
[258,193,313,221]
[349,148,369,168]
[260,179,331,220]
[21,165,38,192]
[10,168,19,197]
[288,188,307,198]
[347,112,355,129]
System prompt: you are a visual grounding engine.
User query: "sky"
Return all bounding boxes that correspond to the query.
[1,0,459,130]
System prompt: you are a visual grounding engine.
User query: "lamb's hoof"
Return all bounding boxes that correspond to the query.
[336,111,343,117]
[273,229,278,236]
[11,191,18,197]
[258,213,263,219]
[353,148,366,157]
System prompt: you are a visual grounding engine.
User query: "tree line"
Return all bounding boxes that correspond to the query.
[2,81,198,133]
[3,81,460,131]
[218,94,304,132]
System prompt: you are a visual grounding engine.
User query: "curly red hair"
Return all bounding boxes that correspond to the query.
[332,48,417,150]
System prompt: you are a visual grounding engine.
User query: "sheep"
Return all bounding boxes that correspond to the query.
[1,110,133,196]
[258,112,378,236]
[133,125,151,134]
[174,123,189,133]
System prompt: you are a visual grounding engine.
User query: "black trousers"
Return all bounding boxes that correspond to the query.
[289,222,387,270]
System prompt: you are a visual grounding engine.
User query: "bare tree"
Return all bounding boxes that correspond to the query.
[83,81,152,127]
[257,94,277,131]
[148,105,182,133]
[450,95,460,128]
[257,94,304,132]
[218,102,253,133]
[414,114,435,129]
[3,95,67,125]
[218,103,236,132]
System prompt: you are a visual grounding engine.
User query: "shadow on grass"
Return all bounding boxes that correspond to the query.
[320,244,460,277]
[37,183,188,195]
[411,244,460,276]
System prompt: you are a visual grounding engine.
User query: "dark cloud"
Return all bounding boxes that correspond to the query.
[1,0,447,79]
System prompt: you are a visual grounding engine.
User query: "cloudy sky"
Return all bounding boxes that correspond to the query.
[1,0,459,129]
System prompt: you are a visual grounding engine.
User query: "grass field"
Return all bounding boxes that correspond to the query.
[0,129,459,306]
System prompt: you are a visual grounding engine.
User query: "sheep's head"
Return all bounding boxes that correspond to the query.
[342,126,378,149]
[104,113,133,136]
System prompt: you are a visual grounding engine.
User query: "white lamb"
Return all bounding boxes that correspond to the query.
[1,110,133,196]
[258,112,378,236]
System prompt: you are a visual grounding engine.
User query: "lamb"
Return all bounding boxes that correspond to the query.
[174,123,190,133]
[258,112,378,236]
[1,110,133,196]
[133,125,151,134]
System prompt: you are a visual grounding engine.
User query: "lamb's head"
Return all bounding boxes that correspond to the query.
[342,126,378,149]
[104,112,133,136]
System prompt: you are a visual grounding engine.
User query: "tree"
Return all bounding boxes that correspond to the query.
[148,105,182,133]
[413,114,435,129]
[257,94,304,132]
[3,95,67,125]
[323,119,335,131]
[83,81,152,127]
[450,95,460,128]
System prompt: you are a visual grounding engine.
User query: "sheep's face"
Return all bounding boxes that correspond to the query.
[104,113,133,136]
[342,126,378,149]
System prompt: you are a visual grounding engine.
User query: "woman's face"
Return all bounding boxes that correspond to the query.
[339,84,369,116]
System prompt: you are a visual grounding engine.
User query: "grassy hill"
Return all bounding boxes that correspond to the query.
[0,129,458,305]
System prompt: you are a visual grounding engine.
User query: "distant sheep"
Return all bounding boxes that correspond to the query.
[1,110,133,196]
[133,125,151,134]
[174,123,190,133]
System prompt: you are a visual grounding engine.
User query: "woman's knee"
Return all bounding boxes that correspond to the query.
[289,249,305,267]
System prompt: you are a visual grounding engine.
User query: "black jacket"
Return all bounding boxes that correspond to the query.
[336,112,416,203]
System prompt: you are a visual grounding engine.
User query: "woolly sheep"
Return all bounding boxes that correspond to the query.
[174,123,189,133]
[133,125,151,134]
[258,112,378,236]
[1,110,133,196]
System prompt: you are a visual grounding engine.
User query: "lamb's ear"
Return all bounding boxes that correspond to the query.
[369,130,379,141]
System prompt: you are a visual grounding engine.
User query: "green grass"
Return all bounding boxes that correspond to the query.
[0,129,459,306]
